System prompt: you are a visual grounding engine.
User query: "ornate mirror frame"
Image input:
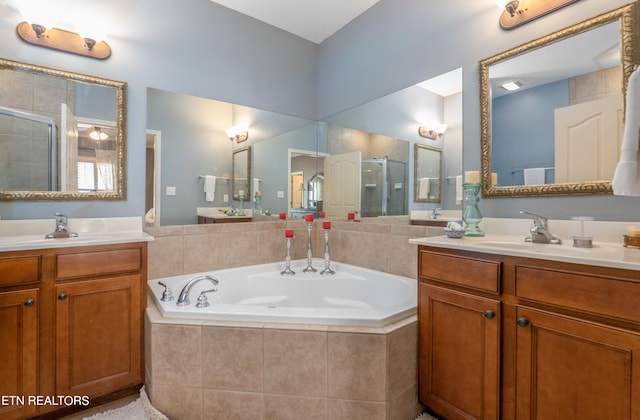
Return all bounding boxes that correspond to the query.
[0,58,127,201]
[479,3,639,197]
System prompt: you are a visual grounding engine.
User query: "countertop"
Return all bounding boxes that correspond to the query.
[0,217,153,252]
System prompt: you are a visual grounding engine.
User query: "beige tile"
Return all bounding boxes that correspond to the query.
[150,384,202,420]
[147,236,184,279]
[150,324,202,387]
[202,326,263,391]
[221,230,258,268]
[328,332,387,401]
[359,231,390,273]
[573,70,605,101]
[264,395,327,420]
[264,329,327,397]
[387,322,418,397]
[183,234,223,273]
[386,234,418,279]
[328,399,387,420]
[604,65,622,95]
[256,228,287,264]
[202,389,263,420]
[387,384,423,420]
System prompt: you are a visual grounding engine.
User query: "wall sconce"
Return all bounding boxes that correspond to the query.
[418,123,448,140]
[89,127,108,141]
[495,0,580,30]
[226,126,249,143]
[16,21,111,59]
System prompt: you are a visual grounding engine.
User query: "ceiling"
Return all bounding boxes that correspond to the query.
[208,0,381,44]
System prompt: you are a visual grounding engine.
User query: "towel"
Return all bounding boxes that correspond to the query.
[253,178,261,196]
[455,175,463,205]
[613,66,640,196]
[418,178,430,199]
[524,168,545,185]
[204,175,216,202]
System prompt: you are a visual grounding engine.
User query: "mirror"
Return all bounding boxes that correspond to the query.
[232,146,251,201]
[479,4,638,197]
[414,144,442,203]
[0,58,127,200]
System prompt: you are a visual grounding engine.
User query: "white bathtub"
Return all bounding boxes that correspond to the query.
[148,259,417,327]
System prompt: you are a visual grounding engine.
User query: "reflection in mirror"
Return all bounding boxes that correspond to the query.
[480,4,638,197]
[232,146,251,201]
[0,58,126,200]
[414,144,442,203]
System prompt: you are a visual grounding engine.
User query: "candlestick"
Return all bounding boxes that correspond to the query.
[320,228,335,276]
[281,232,295,276]
[302,220,316,273]
[462,183,485,237]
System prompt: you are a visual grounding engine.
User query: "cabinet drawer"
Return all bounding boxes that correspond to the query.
[419,250,501,293]
[56,247,143,280]
[515,265,640,323]
[0,255,41,286]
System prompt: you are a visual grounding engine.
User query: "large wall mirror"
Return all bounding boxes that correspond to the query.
[0,58,127,200]
[479,3,638,197]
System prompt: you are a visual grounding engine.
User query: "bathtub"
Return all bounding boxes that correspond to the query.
[148,259,416,327]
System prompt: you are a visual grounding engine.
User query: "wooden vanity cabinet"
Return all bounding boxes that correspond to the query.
[0,242,147,419]
[418,245,640,420]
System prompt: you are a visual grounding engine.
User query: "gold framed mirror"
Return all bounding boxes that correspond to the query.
[0,58,127,200]
[414,143,442,203]
[232,146,251,201]
[479,3,638,197]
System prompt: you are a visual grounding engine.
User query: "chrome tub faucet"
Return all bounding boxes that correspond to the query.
[520,211,561,244]
[177,275,219,306]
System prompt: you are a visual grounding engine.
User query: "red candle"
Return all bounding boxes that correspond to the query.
[323,221,331,230]
[279,212,286,220]
[285,229,294,238]
[305,213,314,222]
[347,212,355,220]
[318,211,325,219]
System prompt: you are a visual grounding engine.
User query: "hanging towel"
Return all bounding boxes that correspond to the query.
[524,168,545,185]
[418,178,430,199]
[204,175,216,202]
[613,66,640,196]
[253,178,261,196]
[455,175,463,205]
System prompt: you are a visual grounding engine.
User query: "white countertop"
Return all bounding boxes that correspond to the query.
[197,207,253,218]
[409,217,640,271]
[0,216,153,252]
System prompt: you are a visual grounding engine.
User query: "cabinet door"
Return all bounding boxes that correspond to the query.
[55,275,142,397]
[516,306,640,419]
[0,289,38,419]
[419,284,500,420]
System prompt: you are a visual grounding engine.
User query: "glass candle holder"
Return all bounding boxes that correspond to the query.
[462,183,485,237]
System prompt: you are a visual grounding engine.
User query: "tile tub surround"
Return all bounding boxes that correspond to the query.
[144,217,445,280]
[145,303,422,420]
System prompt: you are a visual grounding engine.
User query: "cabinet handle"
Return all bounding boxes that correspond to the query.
[24,298,35,307]
[517,317,529,327]
[484,310,496,319]
[58,292,67,301]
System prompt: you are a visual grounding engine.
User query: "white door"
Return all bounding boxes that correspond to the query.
[324,151,361,218]
[290,172,304,209]
[60,104,78,191]
[554,94,623,183]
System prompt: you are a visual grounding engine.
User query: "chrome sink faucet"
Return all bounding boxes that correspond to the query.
[45,213,78,239]
[177,275,219,306]
[430,208,442,219]
[520,211,561,244]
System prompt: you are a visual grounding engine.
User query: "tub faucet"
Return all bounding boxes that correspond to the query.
[176,275,219,306]
[520,211,561,244]
[45,213,78,239]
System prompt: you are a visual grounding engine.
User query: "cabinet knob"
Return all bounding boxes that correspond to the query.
[24,298,35,307]
[484,310,496,319]
[58,292,68,301]
[517,317,529,327]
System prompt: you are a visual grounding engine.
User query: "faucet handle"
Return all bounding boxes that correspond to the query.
[195,288,218,308]
[520,210,548,228]
[158,281,174,302]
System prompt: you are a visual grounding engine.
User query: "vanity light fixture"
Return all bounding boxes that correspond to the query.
[495,0,580,30]
[418,123,448,140]
[16,21,111,60]
[89,127,108,141]
[226,126,249,143]
[501,80,523,91]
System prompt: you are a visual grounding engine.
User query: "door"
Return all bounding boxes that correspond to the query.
[290,172,304,209]
[60,103,79,191]
[554,94,623,183]
[0,289,38,419]
[56,275,142,397]
[323,151,361,218]
[419,284,500,420]
[515,306,640,419]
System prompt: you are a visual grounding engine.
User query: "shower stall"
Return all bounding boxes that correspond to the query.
[360,157,407,217]
[0,105,58,191]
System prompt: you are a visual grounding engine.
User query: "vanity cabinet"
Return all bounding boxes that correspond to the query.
[418,245,640,420]
[0,242,147,419]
